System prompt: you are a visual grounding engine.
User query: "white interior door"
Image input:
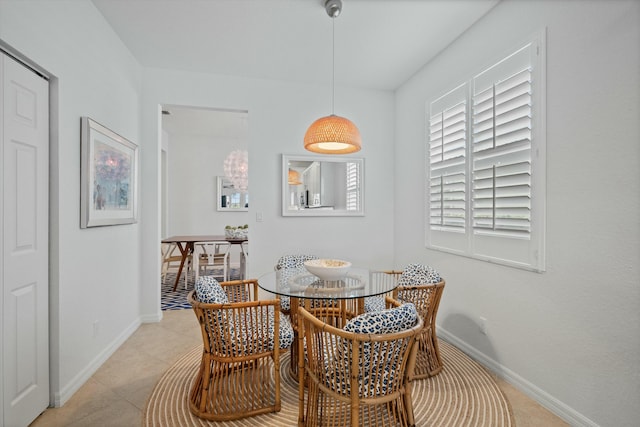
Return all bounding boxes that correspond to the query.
[1,52,50,427]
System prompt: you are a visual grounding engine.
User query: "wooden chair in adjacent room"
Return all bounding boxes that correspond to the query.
[297,297,423,427]
[161,242,192,288]
[187,276,294,421]
[193,241,230,283]
[394,263,446,378]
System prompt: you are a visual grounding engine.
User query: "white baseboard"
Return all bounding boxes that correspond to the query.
[437,326,599,427]
[140,311,162,323]
[52,317,142,407]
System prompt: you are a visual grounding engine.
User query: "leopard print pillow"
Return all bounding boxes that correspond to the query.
[275,255,319,312]
[276,254,318,269]
[397,263,442,286]
[344,302,418,335]
[195,276,228,304]
[329,303,419,397]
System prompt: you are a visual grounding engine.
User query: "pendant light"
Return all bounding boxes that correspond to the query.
[223,149,248,192]
[304,0,361,154]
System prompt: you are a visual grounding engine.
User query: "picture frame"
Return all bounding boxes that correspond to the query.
[80,117,138,228]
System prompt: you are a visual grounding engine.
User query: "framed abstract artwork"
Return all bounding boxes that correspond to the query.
[80,117,138,228]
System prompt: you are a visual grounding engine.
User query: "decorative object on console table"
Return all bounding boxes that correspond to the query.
[80,117,138,228]
[224,224,249,240]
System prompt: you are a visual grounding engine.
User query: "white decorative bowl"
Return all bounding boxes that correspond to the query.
[225,228,248,240]
[304,259,352,281]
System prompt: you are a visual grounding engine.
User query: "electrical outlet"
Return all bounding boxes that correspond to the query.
[93,320,100,337]
[479,317,487,335]
[256,211,263,222]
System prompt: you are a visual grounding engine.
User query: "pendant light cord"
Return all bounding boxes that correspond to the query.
[331,16,335,115]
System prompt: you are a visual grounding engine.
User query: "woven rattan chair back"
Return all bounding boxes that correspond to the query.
[395,280,445,378]
[297,298,423,427]
[187,279,284,421]
[364,270,404,312]
[274,254,319,314]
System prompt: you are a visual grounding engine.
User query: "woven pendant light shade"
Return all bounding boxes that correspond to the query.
[304,114,362,154]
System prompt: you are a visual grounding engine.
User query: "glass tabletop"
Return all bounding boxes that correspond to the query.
[258,267,397,300]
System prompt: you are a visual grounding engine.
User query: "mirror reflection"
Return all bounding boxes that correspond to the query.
[282,154,364,216]
[217,176,249,211]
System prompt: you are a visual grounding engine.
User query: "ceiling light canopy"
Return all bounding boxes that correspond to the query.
[325,0,342,17]
[304,0,361,155]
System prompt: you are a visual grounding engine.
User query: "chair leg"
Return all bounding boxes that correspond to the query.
[184,262,190,289]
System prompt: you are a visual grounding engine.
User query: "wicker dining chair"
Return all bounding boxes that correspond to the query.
[187,277,294,421]
[274,254,349,378]
[274,254,319,315]
[364,270,404,312]
[297,298,423,427]
[394,263,446,378]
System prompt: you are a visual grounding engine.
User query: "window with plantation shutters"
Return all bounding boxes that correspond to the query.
[426,33,546,272]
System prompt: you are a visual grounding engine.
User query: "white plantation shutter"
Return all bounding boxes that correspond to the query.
[472,67,532,236]
[428,84,468,231]
[425,34,546,272]
[345,161,360,211]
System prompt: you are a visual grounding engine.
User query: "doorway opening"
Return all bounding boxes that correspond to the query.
[160,105,249,309]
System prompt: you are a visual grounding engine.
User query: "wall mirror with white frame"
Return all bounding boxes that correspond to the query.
[282,154,364,216]
[217,176,249,211]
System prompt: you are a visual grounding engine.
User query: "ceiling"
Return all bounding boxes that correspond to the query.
[161,106,249,138]
[92,0,499,136]
[92,0,499,92]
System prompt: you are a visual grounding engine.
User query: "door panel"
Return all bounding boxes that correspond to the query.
[2,52,49,427]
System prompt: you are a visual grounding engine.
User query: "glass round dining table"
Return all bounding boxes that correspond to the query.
[257,266,399,313]
[258,266,400,379]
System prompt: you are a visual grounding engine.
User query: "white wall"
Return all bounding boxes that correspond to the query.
[394,1,640,426]
[140,68,396,314]
[0,0,143,406]
[5,1,635,425]
[165,132,249,236]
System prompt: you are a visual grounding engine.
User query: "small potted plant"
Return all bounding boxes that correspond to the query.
[225,224,249,240]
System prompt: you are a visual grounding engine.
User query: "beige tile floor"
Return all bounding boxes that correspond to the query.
[30,309,568,427]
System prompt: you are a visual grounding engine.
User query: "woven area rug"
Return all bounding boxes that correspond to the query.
[143,340,514,426]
